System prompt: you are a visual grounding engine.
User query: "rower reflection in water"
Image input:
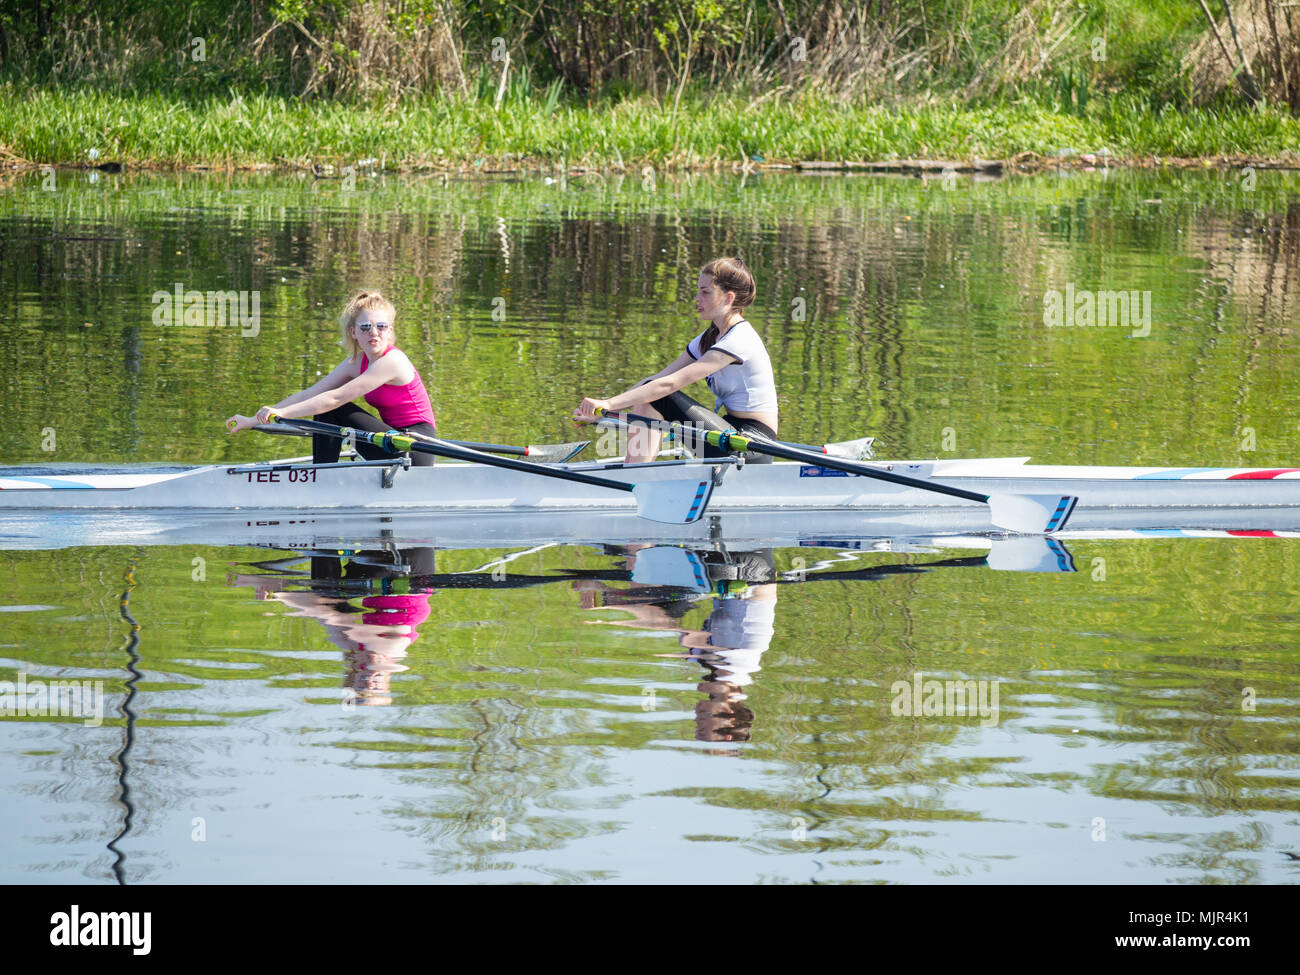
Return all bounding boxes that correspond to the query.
[225,290,437,466]
[228,547,436,707]
[581,545,778,750]
[574,257,779,464]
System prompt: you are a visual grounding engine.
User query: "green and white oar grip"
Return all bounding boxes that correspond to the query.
[703,429,752,451]
[595,407,753,452]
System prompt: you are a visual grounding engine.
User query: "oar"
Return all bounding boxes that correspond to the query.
[251,423,589,463]
[263,414,714,525]
[591,417,873,460]
[453,438,589,463]
[595,409,1077,534]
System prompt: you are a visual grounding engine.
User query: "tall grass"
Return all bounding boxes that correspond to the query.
[5,82,1299,169]
[3,2,1297,170]
[3,0,1288,108]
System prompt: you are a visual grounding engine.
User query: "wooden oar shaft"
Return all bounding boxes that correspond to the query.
[273,416,634,494]
[600,409,990,504]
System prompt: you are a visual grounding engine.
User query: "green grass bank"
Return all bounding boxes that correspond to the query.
[4,85,1300,173]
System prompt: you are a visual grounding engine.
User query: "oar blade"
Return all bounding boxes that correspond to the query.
[631,476,715,524]
[630,546,711,591]
[524,440,590,463]
[986,536,1077,572]
[988,493,1078,534]
[823,436,875,460]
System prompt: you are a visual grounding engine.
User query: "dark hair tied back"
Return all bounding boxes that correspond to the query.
[698,257,756,354]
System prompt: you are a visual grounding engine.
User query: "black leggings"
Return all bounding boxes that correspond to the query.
[649,391,776,463]
[311,404,437,467]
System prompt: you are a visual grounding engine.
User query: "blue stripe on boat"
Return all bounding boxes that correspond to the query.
[0,477,96,489]
[1133,468,1219,480]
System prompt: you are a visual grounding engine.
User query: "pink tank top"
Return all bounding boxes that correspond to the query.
[360,349,435,429]
[358,593,432,653]
[361,594,432,632]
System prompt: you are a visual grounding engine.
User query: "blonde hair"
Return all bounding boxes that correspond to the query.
[339,290,396,360]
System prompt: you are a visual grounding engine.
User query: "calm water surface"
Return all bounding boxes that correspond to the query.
[1,167,1298,883]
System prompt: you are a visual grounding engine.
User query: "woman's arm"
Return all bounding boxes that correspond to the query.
[268,351,410,421]
[226,353,412,432]
[641,351,695,384]
[270,359,357,411]
[579,349,734,417]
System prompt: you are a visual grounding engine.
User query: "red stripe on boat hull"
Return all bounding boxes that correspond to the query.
[1227,469,1300,480]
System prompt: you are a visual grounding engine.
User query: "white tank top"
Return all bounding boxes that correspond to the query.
[686,320,778,414]
[694,594,777,688]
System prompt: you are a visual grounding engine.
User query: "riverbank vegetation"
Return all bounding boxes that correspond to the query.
[3,1,1299,169]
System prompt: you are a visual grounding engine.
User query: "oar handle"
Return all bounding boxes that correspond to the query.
[595,408,991,504]
[269,414,634,494]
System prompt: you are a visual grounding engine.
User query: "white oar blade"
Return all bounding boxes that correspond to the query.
[986,536,1077,572]
[524,440,589,463]
[987,493,1078,534]
[630,546,711,591]
[823,436,875,460]
[631,477,714,524]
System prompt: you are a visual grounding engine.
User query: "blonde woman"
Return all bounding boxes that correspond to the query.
[225,290,436,465]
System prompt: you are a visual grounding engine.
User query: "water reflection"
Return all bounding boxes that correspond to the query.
[224,537,1005,736]
[107,556,143,885]
[576,541,998,752]
[229,547,437,706]
[5,165,1300,883]
[580,546,780,750]
[4,169,1300,467]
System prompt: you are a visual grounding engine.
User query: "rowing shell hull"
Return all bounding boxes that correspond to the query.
[2,457,1300,537]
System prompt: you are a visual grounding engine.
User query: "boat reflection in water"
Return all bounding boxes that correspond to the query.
[577,541,1012,751]
[228,547,437,706]
[221,534,1073,723]
[576,546,778,749]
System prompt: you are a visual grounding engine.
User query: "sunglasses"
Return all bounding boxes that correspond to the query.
[356,322,391,332]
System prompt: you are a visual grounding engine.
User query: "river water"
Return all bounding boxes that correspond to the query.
[1,166,1298,883]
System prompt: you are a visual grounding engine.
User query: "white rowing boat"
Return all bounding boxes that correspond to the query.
[3,451,1299,535]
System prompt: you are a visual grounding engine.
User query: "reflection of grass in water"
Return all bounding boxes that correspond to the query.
[6,164,1300,469]
[3,533,1300,879]
[6,86,1300,168]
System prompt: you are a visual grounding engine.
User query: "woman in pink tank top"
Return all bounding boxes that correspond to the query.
[225,291,437,466]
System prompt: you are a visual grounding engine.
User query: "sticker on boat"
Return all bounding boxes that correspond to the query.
[799,466,852,477]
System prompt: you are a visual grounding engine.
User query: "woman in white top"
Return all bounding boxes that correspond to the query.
[574,257,778,463]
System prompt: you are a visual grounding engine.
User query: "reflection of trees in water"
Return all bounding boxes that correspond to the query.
[11,172,1300,463]
[1077,668,1299,825]
[1197,199,1300,329]
[409,695,621,879]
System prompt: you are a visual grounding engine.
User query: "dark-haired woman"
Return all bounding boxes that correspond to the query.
[574,257,778,464]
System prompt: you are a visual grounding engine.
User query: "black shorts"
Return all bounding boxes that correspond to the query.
[311,404,437,467]
[648,391,776,463]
